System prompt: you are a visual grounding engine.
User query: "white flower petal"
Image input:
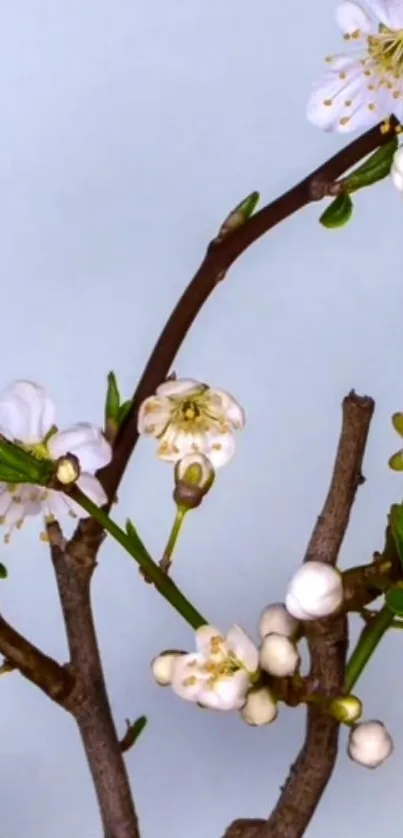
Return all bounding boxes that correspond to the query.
[195,625,227,660]
[348,720,394,768]
[151,652,182,686]
[204,431,236,469]
[226,625,259,673]
[258,603,299,639]
[43,490,73,521]
[156,379,205,398]
[206,389,246,430]
[241,688,278,726]
[259,633,300,677]
[307,62,375,131]
[335,2,373,34]
[156,427,197,462]
[137,397,173,436]
[0,486,13,517]
[0,380,56,443]
[199,671,249,711]
[369,0,403,29]
[48,423,112,472]
[285,562,343,620]
[171,653,206,701]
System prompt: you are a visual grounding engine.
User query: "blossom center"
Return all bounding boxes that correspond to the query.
[367,25,403,79]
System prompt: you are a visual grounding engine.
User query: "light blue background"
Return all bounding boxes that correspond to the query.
[0,1,402,836]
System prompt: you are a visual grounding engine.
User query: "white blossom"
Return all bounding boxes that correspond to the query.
[240,687,278,726]
[0,380,111,538]
[137,378,245,469]
[285,562,343,620]
[170,624,259,711]
[258,603,299,639]
[307,1,403,132]
[259,633,300,677]
[151,652,182,686]
[391,145,403,191]
[348,720,394,768]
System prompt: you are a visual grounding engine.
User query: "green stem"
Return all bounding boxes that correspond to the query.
[72,487,206,630]
[345,604,394,693]
[161,507,188,571]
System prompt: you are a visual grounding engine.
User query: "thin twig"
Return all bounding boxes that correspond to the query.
[0,612,74,703]
[47,521,141,838]
[224,391,375,838]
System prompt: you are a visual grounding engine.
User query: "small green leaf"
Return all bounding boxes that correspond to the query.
[392,412,403,436]
[120,715,147,752]
[0,563,8,579]
[117,399,133,426]
[105,372,121,423]
[344,138,398,193]
[217,191,260,239]
[389,504,403,567]
[319,193,353,229]
[386,585,403,617]
[0,438,55,485]
[388,451,403,471]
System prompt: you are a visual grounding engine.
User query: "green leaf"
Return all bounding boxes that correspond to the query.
[117,399,133,426]
[218,191,260,239]
[120,715,147,752]
[344,138,398,193]
[386,585,403,617]
[0,563,8,579]
[0,438,55,485]
[392,412,403,437]
[389,504,403,567]
[320,193,353,229]
[105,372,121,423]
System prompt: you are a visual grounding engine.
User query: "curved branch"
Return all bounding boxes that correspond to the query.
[225,391,375,838]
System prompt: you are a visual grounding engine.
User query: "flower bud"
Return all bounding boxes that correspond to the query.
[173,453,215,510]
[240,687,278,726]
[151,651,183,686]
[348,720,393,769]
[391,146,403,193]
[285,562,343,620]
[329,694,362,724]
[55,454,80,486]
[258,603,299,639]
[259,633,300,677]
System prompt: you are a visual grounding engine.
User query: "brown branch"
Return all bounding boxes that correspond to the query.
[94,118,396,516]
[47,522,140,838]
[0,613,74,704]
[224,391,375,838]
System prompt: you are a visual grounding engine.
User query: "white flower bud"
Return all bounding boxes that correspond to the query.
[391,146,403,193]
[259,633,300,677]
[329,694,362,724]
[285,562,343,620]
[151,652,182,686]
[348,720,393,769]
[240,687,278,726]
[258,603,299,639]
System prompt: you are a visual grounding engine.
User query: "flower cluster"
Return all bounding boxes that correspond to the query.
[0,381,111,540]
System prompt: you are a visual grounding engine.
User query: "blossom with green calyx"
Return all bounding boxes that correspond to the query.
[160,453,215,574]
[104,371,133,442]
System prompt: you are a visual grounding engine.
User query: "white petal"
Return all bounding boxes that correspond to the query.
[307,62,375,132]
[285,562,343,620]
[0,380,56,443]
[171,653,206,701]
[259,634,300,677]
[48,424,112,472]
[348,720,394,768]
[156,379,205,398]
[137,397,172,436]
[195,625,227,660]
[156,427,196,462]
[226,625,259,673]
[199,671,249,711]
[76,474,108,508]
[241,688,278,726]
[369,0,403,28]
[43,489,73,520]
[335,2,373,33]
[151,652,182,686]
[0,486,13,517]
[205,389,246,430]
[204,431,236,469]
[258,603,299,639]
